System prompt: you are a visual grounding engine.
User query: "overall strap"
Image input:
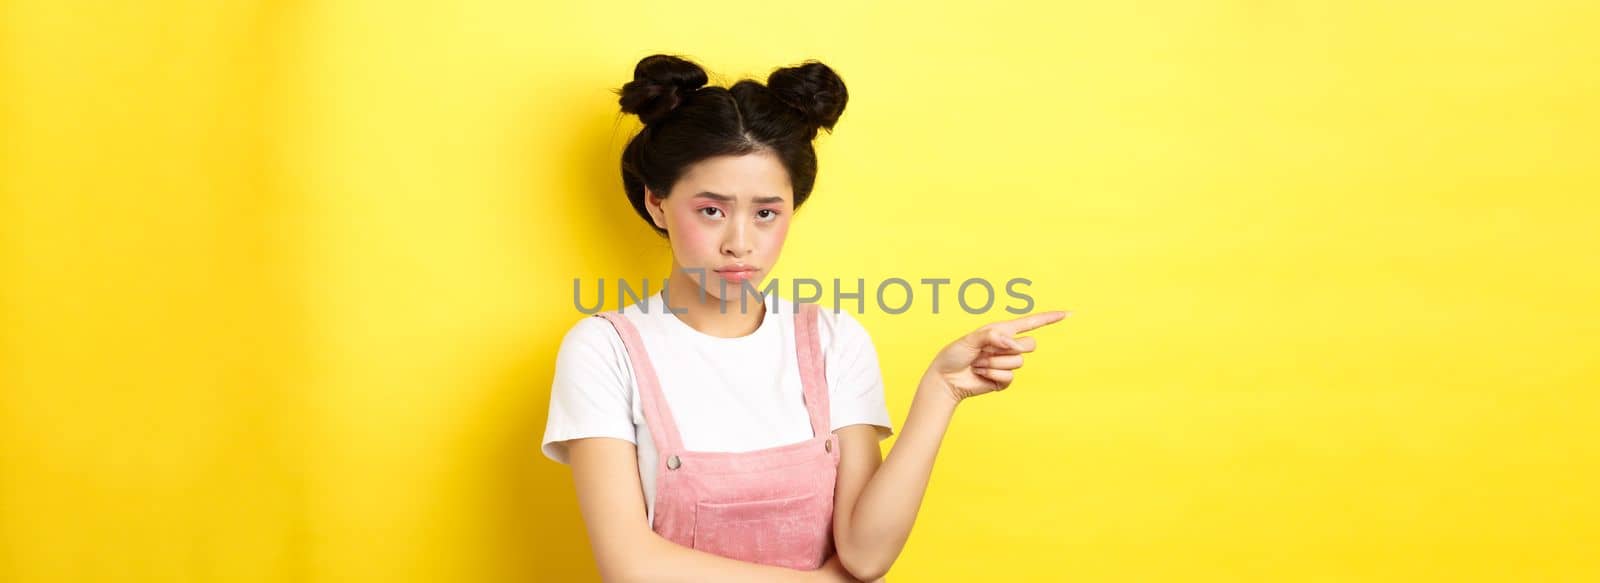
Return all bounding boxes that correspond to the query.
[792,302,832,439]
[593,312,685,453]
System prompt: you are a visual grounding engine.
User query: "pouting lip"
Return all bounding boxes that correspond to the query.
[713,265,759,273]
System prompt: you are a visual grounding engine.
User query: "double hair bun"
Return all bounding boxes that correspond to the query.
[618,54,846,132]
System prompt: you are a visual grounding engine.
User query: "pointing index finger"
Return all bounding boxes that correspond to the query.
[996,310,1072,335]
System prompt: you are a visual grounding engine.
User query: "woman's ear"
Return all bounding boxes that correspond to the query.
[644,188,668,231]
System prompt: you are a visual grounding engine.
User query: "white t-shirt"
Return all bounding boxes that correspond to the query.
[541,291,894,527]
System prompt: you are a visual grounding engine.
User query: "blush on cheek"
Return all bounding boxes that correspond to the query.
[668,205,717,256]
[765,219,791,247]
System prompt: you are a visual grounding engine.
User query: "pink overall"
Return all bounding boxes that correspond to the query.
[594,302,840,570]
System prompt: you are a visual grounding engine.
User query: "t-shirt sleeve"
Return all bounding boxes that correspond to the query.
[540,316,637,465]
[820,308,895,441]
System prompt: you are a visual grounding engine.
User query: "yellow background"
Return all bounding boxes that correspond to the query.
[3,1,1597,581]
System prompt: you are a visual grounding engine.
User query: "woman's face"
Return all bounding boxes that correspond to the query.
[645,151,794,304]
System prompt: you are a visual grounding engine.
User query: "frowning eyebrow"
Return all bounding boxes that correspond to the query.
[692,191,786,204]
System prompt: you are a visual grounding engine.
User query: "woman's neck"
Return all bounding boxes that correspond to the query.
[661,264,767,338]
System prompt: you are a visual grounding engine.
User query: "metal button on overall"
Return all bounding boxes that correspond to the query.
[824,440,832,452]
[667,455,681,470]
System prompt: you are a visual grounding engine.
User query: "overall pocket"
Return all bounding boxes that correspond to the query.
[691,491,833,570]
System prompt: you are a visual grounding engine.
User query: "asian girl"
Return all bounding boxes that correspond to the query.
[541,54,1069,582]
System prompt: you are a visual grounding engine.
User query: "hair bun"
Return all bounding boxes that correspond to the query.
[766,60,848,133]
[618,54,709,125]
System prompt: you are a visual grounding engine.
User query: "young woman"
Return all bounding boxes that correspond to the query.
[541,54,1068,582]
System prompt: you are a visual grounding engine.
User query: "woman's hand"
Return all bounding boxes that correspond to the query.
[928,310,1071,403]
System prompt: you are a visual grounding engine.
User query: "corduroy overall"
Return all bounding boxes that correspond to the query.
[593,302,840,570]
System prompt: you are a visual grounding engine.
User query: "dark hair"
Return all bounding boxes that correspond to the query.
[616,54,848,237]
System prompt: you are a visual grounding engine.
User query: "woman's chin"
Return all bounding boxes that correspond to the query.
[705,277,767,303]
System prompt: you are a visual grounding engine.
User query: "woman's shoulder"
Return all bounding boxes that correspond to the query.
[556,314,628,364]
[564,291,661,342]
[806,302,873,347]
[551,314,638,399]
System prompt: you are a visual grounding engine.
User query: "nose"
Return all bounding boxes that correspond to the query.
[721,221,752,258]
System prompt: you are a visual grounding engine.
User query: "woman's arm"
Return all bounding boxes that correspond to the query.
[829,374,956,581]
[566,437,862,583]
[830,311,1070,581]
